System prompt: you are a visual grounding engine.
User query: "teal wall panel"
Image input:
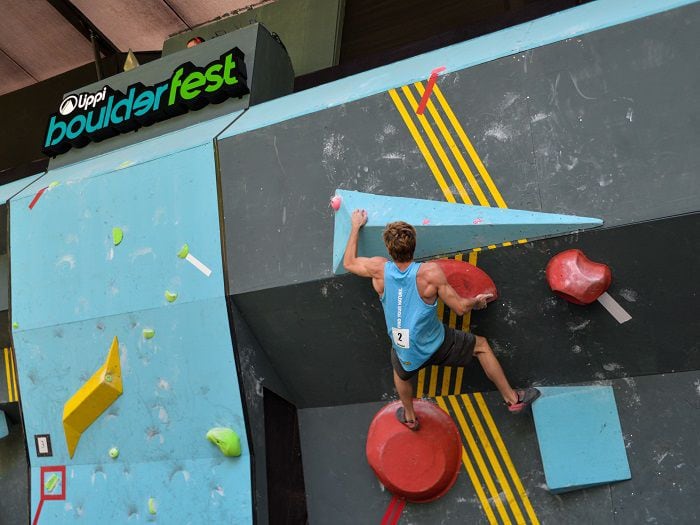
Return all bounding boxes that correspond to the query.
[30,457,251,523]
[10,137,251,521]
[13,299,247,467]
[11,145,225,331]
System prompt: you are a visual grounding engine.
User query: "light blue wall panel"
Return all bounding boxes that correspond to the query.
[10,135,252,521]
[15,111,241,197]
[30,457,252,524]
[11,145,224,331]
[14,298,247,467]
[20,300,251,523]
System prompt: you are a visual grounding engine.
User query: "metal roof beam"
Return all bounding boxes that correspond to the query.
[46,0,120,56]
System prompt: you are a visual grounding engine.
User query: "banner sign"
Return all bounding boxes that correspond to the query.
[43,48,249,157]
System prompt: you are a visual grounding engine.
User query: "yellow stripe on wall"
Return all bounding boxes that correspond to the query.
[10,348,18,402]
[447,395,513,524]
[432,84,508,209]
[436,396,498,524]
[463,394,526,523]
[416,368,426,398]
[400,86,473,204]
[476,393,540,524]
[387,81,540,524]
[388,89,456,203]
[4,347,12,402]
[414,82,491,207]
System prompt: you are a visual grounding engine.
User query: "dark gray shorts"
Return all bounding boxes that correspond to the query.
[390,325,476,381]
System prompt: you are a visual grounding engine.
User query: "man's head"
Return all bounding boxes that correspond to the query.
[383,221,416,262]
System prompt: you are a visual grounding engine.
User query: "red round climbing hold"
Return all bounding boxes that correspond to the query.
[546,249,611,305]
[330,195,342,211]
[366,400,462,503]
[433,258,498,302]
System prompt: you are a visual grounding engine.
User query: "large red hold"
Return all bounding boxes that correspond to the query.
[433,258,498,302]
[546,249,612,305]
[366,400,462,503]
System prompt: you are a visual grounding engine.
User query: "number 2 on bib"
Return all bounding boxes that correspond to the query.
[392,328,410,349]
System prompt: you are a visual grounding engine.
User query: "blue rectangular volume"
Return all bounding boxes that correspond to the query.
[532,386,631,494]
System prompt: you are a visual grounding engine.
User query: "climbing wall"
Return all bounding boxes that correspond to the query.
[217,0,700,407]
[9,117,252,523]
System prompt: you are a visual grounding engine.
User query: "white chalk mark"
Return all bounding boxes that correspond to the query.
[56,254,76,269]
[530,112,548,123]
[129,247,153,261]
[185,253,212,277]
[597,292,632,324]
[569,72,597,100]
[655,451,669,464]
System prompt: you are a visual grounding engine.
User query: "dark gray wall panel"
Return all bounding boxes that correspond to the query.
[523,5,700,222]
[219,2,700,296]
[218,91,444,295]
[435,55,542,211]
[231,302,294,525]
[234,274,395,408]
[610,371,700,524]
[235,213,699,408]
[472,213,700,390]
[0,405,29,525]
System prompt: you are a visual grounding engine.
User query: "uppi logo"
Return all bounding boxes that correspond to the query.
[58,95,77,116]
[58,87,108,116]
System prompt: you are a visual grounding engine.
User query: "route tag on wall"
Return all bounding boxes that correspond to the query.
[392,328,410,349]
[35,434,53,457]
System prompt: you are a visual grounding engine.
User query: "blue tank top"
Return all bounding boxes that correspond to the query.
[381,262,445,371]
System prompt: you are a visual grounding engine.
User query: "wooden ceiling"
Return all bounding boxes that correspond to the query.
[0,0,274,96]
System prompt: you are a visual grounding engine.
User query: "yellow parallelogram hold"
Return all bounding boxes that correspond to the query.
[63,336,123,458]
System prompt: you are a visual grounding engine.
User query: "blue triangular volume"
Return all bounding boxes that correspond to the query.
[332,190,603,274]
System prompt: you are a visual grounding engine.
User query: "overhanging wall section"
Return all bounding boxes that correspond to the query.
[216,0,700,406]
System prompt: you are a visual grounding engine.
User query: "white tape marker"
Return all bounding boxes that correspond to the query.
[185,253,212,277]
[597,292,632,324]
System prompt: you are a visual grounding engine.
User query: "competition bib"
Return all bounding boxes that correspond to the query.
[391,327,410,349]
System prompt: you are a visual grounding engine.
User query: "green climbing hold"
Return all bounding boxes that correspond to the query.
[206,427,242,457]
[164,290,178,303]
[48,181,60,189]
[12,322,18,329]
[105,374,112,383]
[112,227,123,246]
[45,473,59,492]
[109,447,119,459]
[177,244,189,259]
[148,497,157,515]
[143,328,155,339]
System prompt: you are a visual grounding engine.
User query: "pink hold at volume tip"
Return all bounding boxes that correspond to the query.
[330,195,342,211]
